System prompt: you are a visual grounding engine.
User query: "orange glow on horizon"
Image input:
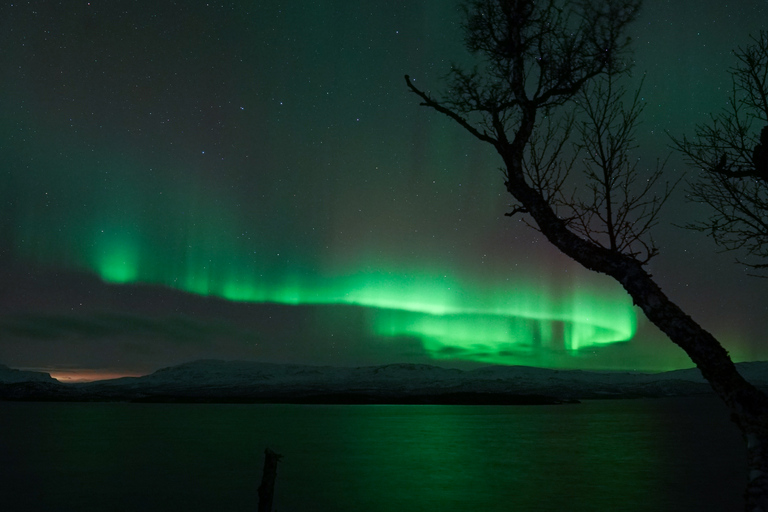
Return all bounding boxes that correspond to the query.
[45,369,146,383]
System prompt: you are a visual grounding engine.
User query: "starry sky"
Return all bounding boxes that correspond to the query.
[0,0,766,381]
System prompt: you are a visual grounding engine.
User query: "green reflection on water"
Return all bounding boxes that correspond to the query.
[1,401,740,512]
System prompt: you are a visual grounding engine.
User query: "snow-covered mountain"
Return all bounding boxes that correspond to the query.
[4,359,768,403]
[73,359,741,401]
[0,364,56,384]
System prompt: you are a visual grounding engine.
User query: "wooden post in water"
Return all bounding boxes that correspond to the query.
[258,447,282,512]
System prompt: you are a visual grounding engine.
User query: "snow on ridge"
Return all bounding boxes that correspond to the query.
[115,359,718,394]
[0,365,56,384]
[4,359,768,397]
[94,359,475,394]
[145,359,320,385]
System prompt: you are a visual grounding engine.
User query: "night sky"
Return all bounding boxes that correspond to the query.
[1,1,766,381]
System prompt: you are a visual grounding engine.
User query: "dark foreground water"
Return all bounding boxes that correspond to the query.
[0,397,746,512]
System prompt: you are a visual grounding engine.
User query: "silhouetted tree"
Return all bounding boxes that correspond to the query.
[405,1,768,510]
[674,31,768,275]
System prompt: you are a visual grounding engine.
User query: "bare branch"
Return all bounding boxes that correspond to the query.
[674,30,768,273]
[404,75,499,146]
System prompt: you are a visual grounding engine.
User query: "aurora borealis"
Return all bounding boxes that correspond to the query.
[1,1,767,378]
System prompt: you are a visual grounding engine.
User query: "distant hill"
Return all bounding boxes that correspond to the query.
[3,359,768,403]
[0,364,57,384]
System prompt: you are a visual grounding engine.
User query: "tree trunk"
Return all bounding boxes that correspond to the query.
[745,430,768,512]
[501,147,768,511]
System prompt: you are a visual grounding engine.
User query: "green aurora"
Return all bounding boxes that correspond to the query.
[10,175,637,364]
[1,95,637,366]
[2,0,767,373]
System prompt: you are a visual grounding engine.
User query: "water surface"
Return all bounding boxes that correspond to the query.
[0,397,745,511]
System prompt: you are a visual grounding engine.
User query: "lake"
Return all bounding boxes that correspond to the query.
[0,397,746,511]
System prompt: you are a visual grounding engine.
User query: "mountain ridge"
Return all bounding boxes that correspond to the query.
[4,359,768,403]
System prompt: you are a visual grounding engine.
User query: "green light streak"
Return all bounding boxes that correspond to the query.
[85,249,638,363]
[92,230,141,284]
[16,219,637,363]
[9,159,637,364]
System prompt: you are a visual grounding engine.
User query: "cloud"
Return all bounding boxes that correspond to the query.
[0,312,259,344]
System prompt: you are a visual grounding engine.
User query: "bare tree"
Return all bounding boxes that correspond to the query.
[674,31,768,274]
[405,1,768,509]
[565,71,672,263]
